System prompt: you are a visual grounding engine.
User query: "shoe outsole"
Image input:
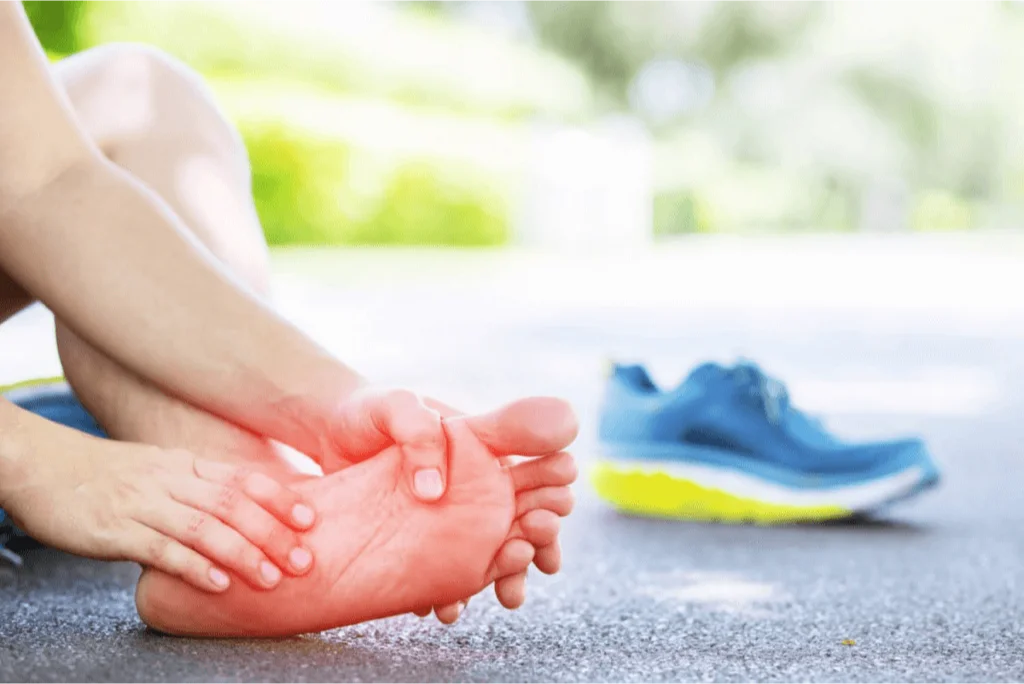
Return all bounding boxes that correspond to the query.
[590,459,939,525]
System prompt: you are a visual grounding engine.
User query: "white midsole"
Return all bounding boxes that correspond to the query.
[597,457,927,511]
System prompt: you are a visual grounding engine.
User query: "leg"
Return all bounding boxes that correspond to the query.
[51,44,275,462]
[46,44,564,617]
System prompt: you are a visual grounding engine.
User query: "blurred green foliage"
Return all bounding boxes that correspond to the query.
[245,126,507,247]
[24,1,564,246]
[526,1,1024,234]
[79,2,590,119]
[653,191,713,236]
[910,190,975,233]
[22,1,1024,243]
[528,2,820,104]
[22,1,85,55]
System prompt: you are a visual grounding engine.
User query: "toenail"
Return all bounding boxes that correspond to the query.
[289,547,312,571]
[260,561,282,586]
[413,469,444,500]
[292,504,315,527]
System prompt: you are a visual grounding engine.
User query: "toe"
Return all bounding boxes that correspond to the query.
[511,509,560,548]
[509,452,578,492]
[434,601,465,625]
[463,398,579,457]
[495,572,528,610]
[516,486,575,517]
[533,542,562,575]
[488,539,535,582]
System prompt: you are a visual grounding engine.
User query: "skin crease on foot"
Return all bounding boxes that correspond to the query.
[134,397,579,637]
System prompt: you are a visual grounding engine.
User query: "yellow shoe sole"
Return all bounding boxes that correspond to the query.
[0,376,66,394]
[590,460,852,525]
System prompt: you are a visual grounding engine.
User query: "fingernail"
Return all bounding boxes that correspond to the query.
[414,468,444,500]
[457,601,466,616]
[289,547,312,571]
[292,504,315,527]
[209,568,230,590]
[260,561,282,586]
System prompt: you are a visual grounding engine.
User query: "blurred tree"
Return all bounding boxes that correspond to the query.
[526,1,820,108]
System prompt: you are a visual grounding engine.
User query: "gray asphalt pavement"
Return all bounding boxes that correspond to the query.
[2,237,1023,682]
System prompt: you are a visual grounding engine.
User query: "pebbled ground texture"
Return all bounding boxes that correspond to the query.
[2,236,1023,682]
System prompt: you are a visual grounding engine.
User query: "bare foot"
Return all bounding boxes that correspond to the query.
[134,398,578,637]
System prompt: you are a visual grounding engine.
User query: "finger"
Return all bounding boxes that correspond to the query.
[172,478,313,578]
[509,452,578,492]
[487,538,535,583]
[411,606,433,618]
[423,398,515,479]
[459,397,578,457]
[125,524,230,593]
[141,499,285,589]
[434,601,466,625]
[193,458,316,530]
[533,542,562,575]
[495,571,528,610]
[375,390,447,502]
[509,509,560,548]
[516,486,576,517]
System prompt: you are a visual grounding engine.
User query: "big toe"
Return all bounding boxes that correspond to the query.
[462,397,579,457]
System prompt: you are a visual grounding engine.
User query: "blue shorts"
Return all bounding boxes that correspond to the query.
[1,380,106,556]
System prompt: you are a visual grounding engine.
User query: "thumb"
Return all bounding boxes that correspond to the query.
[366,389,449,503]
[459,397,578,457]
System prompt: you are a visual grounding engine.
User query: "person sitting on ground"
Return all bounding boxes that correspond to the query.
[0,1,577,633]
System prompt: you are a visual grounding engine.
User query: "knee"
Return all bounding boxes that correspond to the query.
[57,43,245,159]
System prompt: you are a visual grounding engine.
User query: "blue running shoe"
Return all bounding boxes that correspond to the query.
[592,361,941,524]
[0,378,106,565]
